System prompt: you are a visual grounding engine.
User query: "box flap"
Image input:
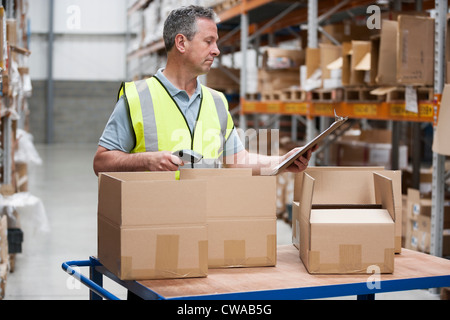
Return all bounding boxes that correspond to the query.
[299,173,315,259]
[373,173,396,221]
[319,43,342,80]
[179,168,252,179]
[377,20,398,85]
[351,40,371,71]
[310,208,393,224]
[370,86,398,95]
[101,171,177,181]
[355,52,371,71]
[432,84,450,156]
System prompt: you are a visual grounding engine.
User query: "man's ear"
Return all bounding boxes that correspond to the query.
[174,34,187,53]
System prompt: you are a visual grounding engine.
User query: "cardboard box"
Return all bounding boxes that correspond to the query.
[319,43,342,83]
[97,172,208,280]
[350,40,371,86]
[206,67,240,93]
[0,216,8,265]
[376,20,398,86]
[295,171,396,274]
[404,189,450,256]
[396,15,434,86]
[258,69,300,92]
[0,262,7,300]
[329,129,408,169]
[179,169,277,268]
[262,48,305,70]
[433,84,450,156]
[293,167,402,254]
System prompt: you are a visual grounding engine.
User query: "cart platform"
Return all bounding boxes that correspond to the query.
[62,245,450,300]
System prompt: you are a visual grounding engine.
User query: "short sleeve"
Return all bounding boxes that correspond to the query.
[222,127,244,156]
[98,97,136,152]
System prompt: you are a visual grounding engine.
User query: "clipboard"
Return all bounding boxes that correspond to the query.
[267,111,348,176]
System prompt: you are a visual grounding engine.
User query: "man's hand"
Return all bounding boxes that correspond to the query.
[282,145,318,173]
[93,147,185,176]
[148,151,185,172]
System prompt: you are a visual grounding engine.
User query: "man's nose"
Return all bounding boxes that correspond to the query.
[211,44,220,57]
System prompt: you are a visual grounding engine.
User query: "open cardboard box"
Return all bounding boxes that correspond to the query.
[293,167,402,254]
[180,169,277,268]
[97,169,277,280]
[97,171,209,281]
[293,169,396,274]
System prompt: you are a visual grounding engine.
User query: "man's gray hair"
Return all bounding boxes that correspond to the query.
[163,5,219,52]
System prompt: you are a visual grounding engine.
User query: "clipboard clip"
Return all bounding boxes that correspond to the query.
[334,110,348,122]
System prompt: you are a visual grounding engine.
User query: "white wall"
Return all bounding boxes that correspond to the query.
[29,0,129,81]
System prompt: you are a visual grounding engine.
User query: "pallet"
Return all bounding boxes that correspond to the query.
[261,91,282,101]
[386,87,434,102]
[245,93,260,101]
[280,88,308,102]
[344,86,383,102]
[369,86,434,102]
[311,88,344,102]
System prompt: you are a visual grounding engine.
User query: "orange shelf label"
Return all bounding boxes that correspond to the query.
[284,103,308,114]
[353,104,378,116]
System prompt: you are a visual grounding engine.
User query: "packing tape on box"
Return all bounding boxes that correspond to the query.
[308,246,394,274]
[210,234,277,268]
[120,237,208,280]
[155,234,179,275]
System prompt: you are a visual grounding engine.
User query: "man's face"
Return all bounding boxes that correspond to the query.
[184,18,220,76]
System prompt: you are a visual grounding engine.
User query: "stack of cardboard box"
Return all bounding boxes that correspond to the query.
[258,48,305,98]
[403,188,450,256]
[329,128,408,169]
[97,169,277,280]
[0,215,8,300]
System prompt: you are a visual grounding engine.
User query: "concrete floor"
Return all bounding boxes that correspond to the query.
[3,144,441,300]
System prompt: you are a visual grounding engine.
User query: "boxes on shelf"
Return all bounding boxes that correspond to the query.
[293,167,403,255]
[319,43,342,89]
[0,215,8,300]
[403,189,450,256]
[259,48,305,93]
[376,19,398,86]
[206,67,240,93]
[0,216,8,265]
[179,169,277,268]
[396,15,434,86]
[0,262,7,300]
[329,129,408,169]
[262,48,305,70]
[97,169,277,280]
[293,169,396,274]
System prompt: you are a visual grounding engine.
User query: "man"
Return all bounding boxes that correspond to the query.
[93,5,313,176]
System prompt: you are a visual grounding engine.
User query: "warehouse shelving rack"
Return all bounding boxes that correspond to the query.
[125,0,449,261]
[1,0,31,194]
[213,0,449,262]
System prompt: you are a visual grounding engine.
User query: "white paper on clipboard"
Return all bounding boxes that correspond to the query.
[266,111,348,176]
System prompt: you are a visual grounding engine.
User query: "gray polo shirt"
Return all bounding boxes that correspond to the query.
[98,69,244,157]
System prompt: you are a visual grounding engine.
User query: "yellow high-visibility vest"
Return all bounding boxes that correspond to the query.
[118,76,234,168]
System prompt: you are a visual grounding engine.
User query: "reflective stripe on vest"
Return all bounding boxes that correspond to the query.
[118,77,234,167]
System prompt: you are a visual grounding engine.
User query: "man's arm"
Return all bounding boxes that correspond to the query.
[223,147,313,176]
[93,146,184,176]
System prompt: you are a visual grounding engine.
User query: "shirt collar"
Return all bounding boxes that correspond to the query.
[155,68,202,98]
